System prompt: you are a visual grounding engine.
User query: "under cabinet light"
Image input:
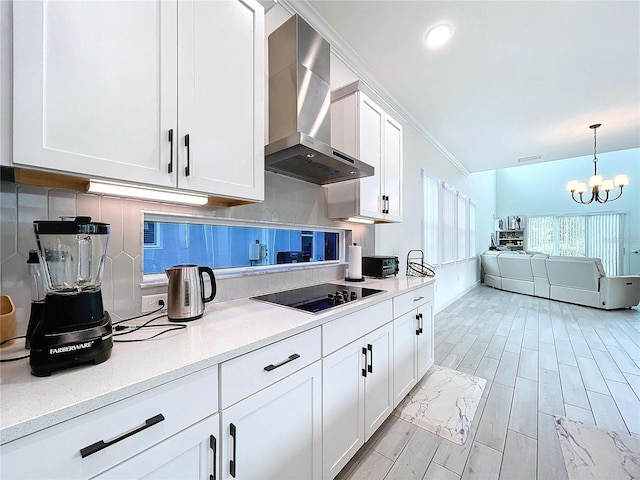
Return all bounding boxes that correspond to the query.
[87,180,209,206]
[345,217,375,225]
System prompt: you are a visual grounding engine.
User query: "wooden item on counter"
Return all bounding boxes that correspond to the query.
[1,295,16,347]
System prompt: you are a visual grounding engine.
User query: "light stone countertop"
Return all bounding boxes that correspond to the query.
[0,276,434,445]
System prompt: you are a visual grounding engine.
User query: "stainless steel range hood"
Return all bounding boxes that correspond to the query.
[265,15,374,185]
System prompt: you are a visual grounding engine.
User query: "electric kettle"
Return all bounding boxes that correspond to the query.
[166,264,216,321]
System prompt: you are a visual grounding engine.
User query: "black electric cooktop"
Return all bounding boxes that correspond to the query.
[252,283,385,314]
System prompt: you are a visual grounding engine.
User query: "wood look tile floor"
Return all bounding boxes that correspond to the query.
[335,285,640,480]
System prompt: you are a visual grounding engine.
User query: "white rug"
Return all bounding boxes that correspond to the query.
[393,365,486,445]
[554,415,640,480]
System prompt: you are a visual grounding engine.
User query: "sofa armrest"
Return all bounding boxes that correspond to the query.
[600,276,640,309]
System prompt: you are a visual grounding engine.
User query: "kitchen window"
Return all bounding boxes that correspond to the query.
[142,213,344,281]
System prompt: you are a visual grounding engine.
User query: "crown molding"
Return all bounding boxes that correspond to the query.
[280,0,470,177]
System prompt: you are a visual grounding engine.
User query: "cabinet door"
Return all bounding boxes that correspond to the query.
[177,0,264,200]
[363,322,394,440]
[323,339,365,480]
[13,1,177,187]
[392,310,418,407]
[357,92,384,220]
[95,415,218,480]
[221,362,322,480]
[383,114,403,222]
[417,301,435,379]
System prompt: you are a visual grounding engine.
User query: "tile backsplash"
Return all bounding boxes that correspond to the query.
[1,172,373,333]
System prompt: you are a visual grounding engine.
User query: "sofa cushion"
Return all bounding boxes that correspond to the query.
[497,255,534,281]
[546,257,604,291]
[481,251,502,277]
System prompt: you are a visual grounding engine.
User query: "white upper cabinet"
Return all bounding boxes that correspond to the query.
[12,0,264,202]
[177,0,264,199]
[328,82,403,223]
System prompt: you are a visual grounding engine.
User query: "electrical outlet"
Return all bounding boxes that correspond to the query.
[141,294,168,313]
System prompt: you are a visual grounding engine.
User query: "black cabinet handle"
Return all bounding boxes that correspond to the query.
[168,129,174,174]
[80,414,165,458]
[367,343,373,373]
[361,346,368,377]
[419,313,424,334]
[229,423,237,478]
[264,353,300,372]
[185,134,191,176]
[209,435,217,480]
[415,313,421,336]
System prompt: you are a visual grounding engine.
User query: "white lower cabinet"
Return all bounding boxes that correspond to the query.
[322,322,394,480]
[220,362,322,480]
[392,285,435,406]
[95,414,219,480]
[0,367,219,480]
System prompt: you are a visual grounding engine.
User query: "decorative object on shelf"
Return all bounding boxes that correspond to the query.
[406,250,435,277]
[566,124,629,204]
[497,218,504,230]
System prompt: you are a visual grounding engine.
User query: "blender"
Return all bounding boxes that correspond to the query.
[30,216,113,376]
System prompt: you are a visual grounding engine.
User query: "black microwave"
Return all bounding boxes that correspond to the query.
[362,256,399,278]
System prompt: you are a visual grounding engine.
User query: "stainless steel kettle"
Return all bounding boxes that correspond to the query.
[165,264,216,321]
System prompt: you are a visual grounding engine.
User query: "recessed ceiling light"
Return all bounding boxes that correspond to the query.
[425,24,453,49]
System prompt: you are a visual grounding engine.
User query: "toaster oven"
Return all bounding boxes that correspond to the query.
[362,256,399,278]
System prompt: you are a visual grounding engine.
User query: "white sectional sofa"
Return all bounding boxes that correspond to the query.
[480,250,640,309]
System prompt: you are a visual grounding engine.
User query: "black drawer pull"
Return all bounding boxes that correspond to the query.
[168,129,174,173]
[230,423,237,478]
[367,343,373,373]
[210,434,217,480]
[419,313,424,334]
[80,413,165,458]
[185,133,191,176]
[264,353,300,371]
[362,346,368,377]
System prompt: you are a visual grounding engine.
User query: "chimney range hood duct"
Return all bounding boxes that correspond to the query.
[264,15,374,185]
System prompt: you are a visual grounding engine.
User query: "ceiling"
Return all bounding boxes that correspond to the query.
[288,1,640,174]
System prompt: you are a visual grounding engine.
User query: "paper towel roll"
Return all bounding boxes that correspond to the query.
[348,245,362,280]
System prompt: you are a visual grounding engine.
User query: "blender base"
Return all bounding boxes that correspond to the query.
[29,312,113,377]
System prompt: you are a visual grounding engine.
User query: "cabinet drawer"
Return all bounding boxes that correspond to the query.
[323,300,392,356]
[393,284,434,318]
[220,327,321,409]
[0,367,218,480]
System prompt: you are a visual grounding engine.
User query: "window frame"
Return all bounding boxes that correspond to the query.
[141,211,347,286]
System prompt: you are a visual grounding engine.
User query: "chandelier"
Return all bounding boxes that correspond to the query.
[566,123,629,204]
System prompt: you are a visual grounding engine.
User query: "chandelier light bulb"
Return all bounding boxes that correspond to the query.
[566,180,578,192]
[614,174,629,187]
[589,174,603,188]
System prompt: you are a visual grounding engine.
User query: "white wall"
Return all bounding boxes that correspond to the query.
[468,170,497,274]
[496,148,640,274]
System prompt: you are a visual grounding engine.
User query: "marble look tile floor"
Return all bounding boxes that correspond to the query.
[554,415,640,479]
[394,365,486,445]
[336,285,640,480]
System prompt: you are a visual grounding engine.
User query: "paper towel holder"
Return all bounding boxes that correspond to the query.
[345,243,365,282]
